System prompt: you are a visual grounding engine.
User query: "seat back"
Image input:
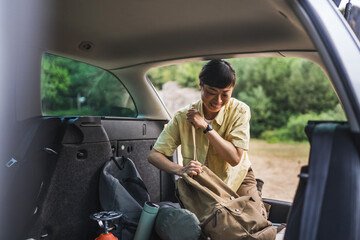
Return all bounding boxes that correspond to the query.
[28,117,113,240]
[285,121,360,240]
[2,117,63,240]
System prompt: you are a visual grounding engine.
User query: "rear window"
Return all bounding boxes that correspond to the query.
[147,57,346,202]
[41,53,137,117]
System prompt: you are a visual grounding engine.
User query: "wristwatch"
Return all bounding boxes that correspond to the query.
[203,124,213,134]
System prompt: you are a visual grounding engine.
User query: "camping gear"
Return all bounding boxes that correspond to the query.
[133,202,159,240]
[90,211,122,240]
[176,166,276,240]
[99,156,150,239]
[175,126,276,239]
[154,203,201,240]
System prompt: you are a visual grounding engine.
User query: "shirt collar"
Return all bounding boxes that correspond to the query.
[199,99,228,126]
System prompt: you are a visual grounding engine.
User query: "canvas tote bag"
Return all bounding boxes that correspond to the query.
[176,127,276,240]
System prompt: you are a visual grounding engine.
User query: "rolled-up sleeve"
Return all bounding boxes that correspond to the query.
[153,115,181,157]
[227,106,251,150]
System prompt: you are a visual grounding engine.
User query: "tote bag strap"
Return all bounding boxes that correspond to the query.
[192,126,197,161]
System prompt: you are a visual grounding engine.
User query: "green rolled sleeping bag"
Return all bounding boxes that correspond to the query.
[155,203,201,240]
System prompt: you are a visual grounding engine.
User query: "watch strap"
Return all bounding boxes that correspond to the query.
[203,124,213,134]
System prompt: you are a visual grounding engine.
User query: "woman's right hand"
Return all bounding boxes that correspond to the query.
[180,160,202,176]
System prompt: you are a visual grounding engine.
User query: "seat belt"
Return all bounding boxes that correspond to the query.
[299,123,337,240]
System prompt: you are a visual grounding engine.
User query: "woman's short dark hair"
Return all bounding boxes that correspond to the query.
[199,59,236,88]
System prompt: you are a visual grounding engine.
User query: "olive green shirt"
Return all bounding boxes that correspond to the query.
[153,98,251,192]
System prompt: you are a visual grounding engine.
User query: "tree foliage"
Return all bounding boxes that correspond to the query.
[148,57,345,140]
[42,53,345,141]
[260,104,346,142]
[147,61,205,90]
[228,58,341,137]
[41,53,136,117]
[41,58,71,109]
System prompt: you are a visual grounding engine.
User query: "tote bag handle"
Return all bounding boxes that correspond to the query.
[192,126,197,161]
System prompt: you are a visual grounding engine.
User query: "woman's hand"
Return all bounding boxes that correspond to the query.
[148,150,202,177]
[186,108,207,130]
[180,160,202,176]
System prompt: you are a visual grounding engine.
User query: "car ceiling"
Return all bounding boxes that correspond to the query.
[24,0,315,69]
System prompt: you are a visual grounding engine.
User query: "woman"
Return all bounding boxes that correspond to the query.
[148,59,267,218]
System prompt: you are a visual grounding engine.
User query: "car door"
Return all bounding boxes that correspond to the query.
[284,1,360,239]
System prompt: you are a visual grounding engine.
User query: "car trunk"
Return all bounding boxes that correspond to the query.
[4,116,177,239]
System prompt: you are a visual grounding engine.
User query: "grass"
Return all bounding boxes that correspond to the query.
[250,139,310,163]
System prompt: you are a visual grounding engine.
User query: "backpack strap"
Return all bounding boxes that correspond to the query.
[299,123,337,240]
[111,157,148,192]
[192,126,197,162]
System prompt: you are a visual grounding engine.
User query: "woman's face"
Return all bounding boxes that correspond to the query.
[201,84,233,118]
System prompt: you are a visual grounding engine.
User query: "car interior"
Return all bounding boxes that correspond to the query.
[1,0,360,239]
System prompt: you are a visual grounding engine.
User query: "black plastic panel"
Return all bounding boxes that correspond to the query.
[63,117,109,144]
[102,119,167,140]
[263,198,291,223]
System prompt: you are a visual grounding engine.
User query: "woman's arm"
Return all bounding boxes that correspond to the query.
[186,108,243,166]
[148,149,202,176]
[205,130,243,166]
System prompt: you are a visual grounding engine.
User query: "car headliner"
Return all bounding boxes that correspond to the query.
[26,0,316,70]
[7,0,328,121]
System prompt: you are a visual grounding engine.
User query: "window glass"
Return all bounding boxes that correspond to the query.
[41,53,137,117]
[340,1,360,41]
[147,57,346,202]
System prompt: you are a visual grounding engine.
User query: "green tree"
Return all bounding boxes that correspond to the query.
[176,62,204,89]
[41,55,71,110]
[147,57,343,140]
[238,86,272,136]
[231,57,340,135]
[286,59,338,113]
[41,53,136,116]
[147,65,176,90]
[147,61,205,90]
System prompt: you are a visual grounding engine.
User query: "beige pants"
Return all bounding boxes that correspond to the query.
[236,168,269,219]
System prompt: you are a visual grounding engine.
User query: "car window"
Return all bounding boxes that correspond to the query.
[340,1,360,40]
[147,57,347,202]
[41,53,137,117]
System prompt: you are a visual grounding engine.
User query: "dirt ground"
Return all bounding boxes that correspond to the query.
[249,139,310,202]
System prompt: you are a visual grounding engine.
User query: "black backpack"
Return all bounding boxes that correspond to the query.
[99,156,150,239]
